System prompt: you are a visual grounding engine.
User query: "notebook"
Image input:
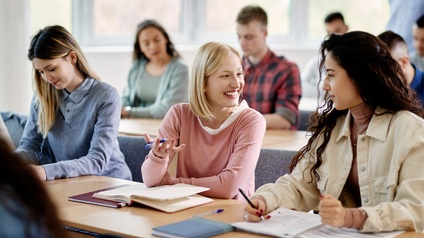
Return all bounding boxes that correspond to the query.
[69,183,213,213]
[232,207,405,238]
[68,185,131,208]
[152,217,234,238]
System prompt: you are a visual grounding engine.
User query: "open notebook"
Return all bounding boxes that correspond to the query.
[69,183,213,213]
[232,207,405,238]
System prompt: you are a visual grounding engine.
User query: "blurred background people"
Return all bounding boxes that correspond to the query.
[121,19,189,118]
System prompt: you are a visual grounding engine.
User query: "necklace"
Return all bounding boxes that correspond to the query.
[351,122,368,147]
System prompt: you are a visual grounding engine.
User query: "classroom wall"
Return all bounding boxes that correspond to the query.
[0,0,33,115]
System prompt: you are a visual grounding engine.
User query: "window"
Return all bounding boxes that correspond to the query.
[30,0,72,35]
[73,0,389,47]
[308,0,389,41]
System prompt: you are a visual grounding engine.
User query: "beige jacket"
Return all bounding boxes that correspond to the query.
[255,107,424,232]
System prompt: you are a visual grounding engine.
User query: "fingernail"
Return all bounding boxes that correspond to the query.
[260,209,264,213]
[256,211,261,216]
[319,195,324,199]
[266,215,271,219]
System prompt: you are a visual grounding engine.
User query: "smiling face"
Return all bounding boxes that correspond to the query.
[322,52,363,110]
[138,26,168,61]
[32,52,82,93]
[204,52,244,113]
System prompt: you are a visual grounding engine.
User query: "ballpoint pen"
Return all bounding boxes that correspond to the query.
[145,138,168,148]
[192,209,224,217]
[238,188,265,221]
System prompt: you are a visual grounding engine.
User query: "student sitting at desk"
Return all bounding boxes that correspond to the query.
[243,31,424,232]
[141,42,266,200]
[15,25,131,181]
[121,19,189,118]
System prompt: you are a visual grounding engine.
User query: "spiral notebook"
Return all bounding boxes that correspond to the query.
[232,207,404,238]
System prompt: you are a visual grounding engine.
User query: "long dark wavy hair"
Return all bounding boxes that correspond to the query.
[132,19,180,61]
[290,31,424,181]
[0,138,67,237]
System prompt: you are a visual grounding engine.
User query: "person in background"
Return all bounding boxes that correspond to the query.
[0,116,14,151]
[15,25,131,181]
[141,42,266,200]
[386,0,424,53]
[236,5,301,129]
[301,12,348,99]
[378,30,424,106]
[121,19,189,118]
[243,31,424,232]
[410,15,424,71]
[0,138,67,238]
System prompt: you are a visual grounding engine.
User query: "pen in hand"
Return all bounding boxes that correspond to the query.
[238,188,265,221]
[145,138,168,148]
[192,209,224,217]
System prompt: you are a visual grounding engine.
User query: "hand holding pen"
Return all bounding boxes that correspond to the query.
[144,134,185,159]
[239,188,270,222]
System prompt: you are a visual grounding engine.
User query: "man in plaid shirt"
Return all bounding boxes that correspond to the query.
[236,5,301,130]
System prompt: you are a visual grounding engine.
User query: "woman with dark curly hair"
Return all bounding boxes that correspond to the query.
[243,31,424,233]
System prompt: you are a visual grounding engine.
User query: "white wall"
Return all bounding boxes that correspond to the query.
[0,0,32,114]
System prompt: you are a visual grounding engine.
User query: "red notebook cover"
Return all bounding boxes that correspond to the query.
[68,184,131,208]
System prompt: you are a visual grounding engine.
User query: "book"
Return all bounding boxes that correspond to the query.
[70,183,213,213]
[68,184,131,208]
[152,217,234,238]
[232,207,405,238]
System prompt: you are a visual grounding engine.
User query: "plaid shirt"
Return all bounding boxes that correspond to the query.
[242,49,301,128]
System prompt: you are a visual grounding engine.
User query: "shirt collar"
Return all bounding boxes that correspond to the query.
[198,100,249,135]
[335,106,390,143]
[61,77,94,103]
[242,48,273,71]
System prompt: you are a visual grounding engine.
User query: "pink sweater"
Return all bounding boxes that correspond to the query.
[141,102,266,200]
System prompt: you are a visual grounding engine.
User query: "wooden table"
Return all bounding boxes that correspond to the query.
[119,118,310,151]
[45,176,424,238]
[45,176,260,238]
[262,129,309,150]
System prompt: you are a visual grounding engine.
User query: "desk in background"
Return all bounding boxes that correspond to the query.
[119,118,162,137]
[45,176,424,238]
[119,118,309,151]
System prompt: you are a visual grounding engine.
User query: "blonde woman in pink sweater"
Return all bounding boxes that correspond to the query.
[141,42,266,200]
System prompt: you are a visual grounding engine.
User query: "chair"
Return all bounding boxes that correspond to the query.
[1,111,28,148]
[117,135,150,182]
[298,110,314,131]
[255,148,297,190]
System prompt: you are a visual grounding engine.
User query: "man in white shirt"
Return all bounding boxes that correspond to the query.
[301,12,348,99]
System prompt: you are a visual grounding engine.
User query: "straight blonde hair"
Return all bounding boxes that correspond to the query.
[188,42,242,119]
[27,25,100,137]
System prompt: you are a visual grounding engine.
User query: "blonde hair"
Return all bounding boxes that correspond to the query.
[28,25,100,137]
[188,42,241,119]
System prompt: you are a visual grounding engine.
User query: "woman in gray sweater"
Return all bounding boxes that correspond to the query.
[15,25,131,181]
[121,19,189,118]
